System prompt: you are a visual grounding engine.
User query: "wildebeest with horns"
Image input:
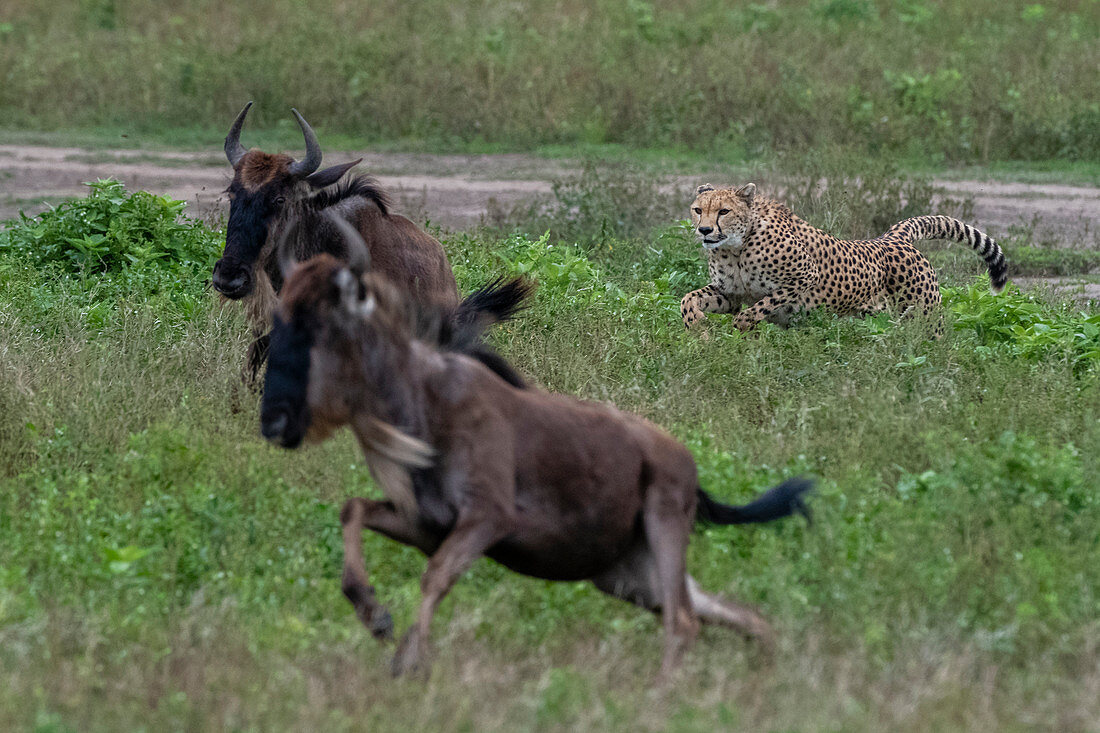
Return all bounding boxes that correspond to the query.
[214,102,475,386]
[260,220,813,680]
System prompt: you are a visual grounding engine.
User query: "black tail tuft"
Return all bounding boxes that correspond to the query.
[447,276,533,350]
[436,276,533,388]
[987,250,1008,293]
[696,476,814,526]
[457,276,534,329]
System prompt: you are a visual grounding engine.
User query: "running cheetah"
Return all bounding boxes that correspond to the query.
[680,183,1007,334]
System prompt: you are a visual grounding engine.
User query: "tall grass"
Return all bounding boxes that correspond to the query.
[1,0,1097,162]
[1,179,1098,728]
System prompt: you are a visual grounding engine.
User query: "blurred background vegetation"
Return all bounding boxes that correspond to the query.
[1,0,1097,163]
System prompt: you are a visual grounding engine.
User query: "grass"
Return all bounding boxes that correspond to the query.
[1,1,1098,166]
[1,176,1099,730]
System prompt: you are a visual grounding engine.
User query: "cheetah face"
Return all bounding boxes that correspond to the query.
[690,183,756,250]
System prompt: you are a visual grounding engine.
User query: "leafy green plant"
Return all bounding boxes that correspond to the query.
[0,179,221,277]
[947,284,1100,372]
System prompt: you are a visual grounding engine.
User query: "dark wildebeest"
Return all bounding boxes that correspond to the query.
[259,224,813,680]
[213,102,463,385]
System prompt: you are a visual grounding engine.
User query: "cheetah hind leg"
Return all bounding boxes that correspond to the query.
[884,293,944,339]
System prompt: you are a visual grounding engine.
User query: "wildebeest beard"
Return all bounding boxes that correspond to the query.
[260,313,314,447]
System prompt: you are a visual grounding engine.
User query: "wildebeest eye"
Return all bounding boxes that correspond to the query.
[718,209,730,216]
[274,196,287,206]
[693,207,702,214]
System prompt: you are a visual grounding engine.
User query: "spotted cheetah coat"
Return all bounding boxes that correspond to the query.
[680,183,1007,333]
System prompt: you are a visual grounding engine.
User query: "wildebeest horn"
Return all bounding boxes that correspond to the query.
[276,217,301,281]
[225,101,253,167]
[287,108,323,177]
[326,211,371,274]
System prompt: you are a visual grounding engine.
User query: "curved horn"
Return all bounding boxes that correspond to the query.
[287,108,323,177]
[277,217,301,282]
[224,101,253,167]
[326,211,371,274]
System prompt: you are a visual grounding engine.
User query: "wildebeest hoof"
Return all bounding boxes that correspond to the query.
[391,630,426,677]
[351,601,393,641]
[368,609,394,640]
[747,620,777,660]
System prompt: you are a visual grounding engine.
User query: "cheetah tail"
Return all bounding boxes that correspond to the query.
[898,215,1007,293]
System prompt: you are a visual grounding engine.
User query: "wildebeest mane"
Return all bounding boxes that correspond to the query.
[307,175,391,216]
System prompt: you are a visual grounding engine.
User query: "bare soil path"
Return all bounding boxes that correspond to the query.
[2,144,1098,306]
[3,143,1098,238]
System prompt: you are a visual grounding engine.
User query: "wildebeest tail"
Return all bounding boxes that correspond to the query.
[888,215,1007,293]
[696,477,814,526]
[456,276,534,330]
[439,276,534,388]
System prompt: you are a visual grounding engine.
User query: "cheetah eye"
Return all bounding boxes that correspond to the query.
[692,207,702,215]
[718,209,730,216]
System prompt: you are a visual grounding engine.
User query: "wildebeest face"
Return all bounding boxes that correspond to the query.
[213,165,301,299]
[260,310,315,448]
[213,102,360,300]
[260,256,374,448]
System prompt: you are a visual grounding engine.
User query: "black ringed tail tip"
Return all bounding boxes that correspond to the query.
[907,216,1007,294]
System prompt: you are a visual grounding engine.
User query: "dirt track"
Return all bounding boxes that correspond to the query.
[3,144,1098,240]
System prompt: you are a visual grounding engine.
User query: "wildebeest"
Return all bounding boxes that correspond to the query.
[214,102,463,385]
[260,224,813,679]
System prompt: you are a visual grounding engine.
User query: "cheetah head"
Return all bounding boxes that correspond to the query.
[690,183,756,250]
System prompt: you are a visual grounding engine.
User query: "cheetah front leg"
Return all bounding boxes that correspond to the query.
[680,284,738,329]
[733,287,811,332]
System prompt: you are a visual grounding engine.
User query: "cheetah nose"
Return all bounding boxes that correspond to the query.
[698,226,713,235]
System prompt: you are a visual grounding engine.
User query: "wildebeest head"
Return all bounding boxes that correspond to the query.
[213,102,363,300]
[260,217,381,448]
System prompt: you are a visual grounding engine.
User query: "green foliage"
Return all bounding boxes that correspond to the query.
[1,1,1097,162]
[947,285,1100,372]
[1000,245,1100,277]
[0,179,221,277]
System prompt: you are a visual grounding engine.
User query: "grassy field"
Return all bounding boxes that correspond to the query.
[1,178,1098,731]
[1,0,1098,164]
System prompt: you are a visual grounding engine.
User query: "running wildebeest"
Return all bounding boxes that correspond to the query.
[214,102,464,385]
[260,221,813,679]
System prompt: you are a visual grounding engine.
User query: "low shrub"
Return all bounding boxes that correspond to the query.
[0,178,221,277]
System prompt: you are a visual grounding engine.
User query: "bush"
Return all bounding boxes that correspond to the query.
[493,161,681,245]
[0,179,221,277]
[771,147,974,239]
[947,284,1100,373]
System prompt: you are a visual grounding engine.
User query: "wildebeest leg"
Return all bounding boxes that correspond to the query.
[643,490,699,679]
[391,516,503,677]
[685,575,775,651]
[242,330,270,390]
[341,497,436,640]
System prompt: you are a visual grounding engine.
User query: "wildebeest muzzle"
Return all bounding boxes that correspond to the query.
[212,257,253,299]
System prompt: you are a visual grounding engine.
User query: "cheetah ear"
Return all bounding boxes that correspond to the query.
[735,183,756,203]
[695,183,715,196]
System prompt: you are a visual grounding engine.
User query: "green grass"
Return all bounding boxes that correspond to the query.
[1,179,1099,729]
[1,1,1098,165]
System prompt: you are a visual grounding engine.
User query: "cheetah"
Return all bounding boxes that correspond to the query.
[679,183,1007,334]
